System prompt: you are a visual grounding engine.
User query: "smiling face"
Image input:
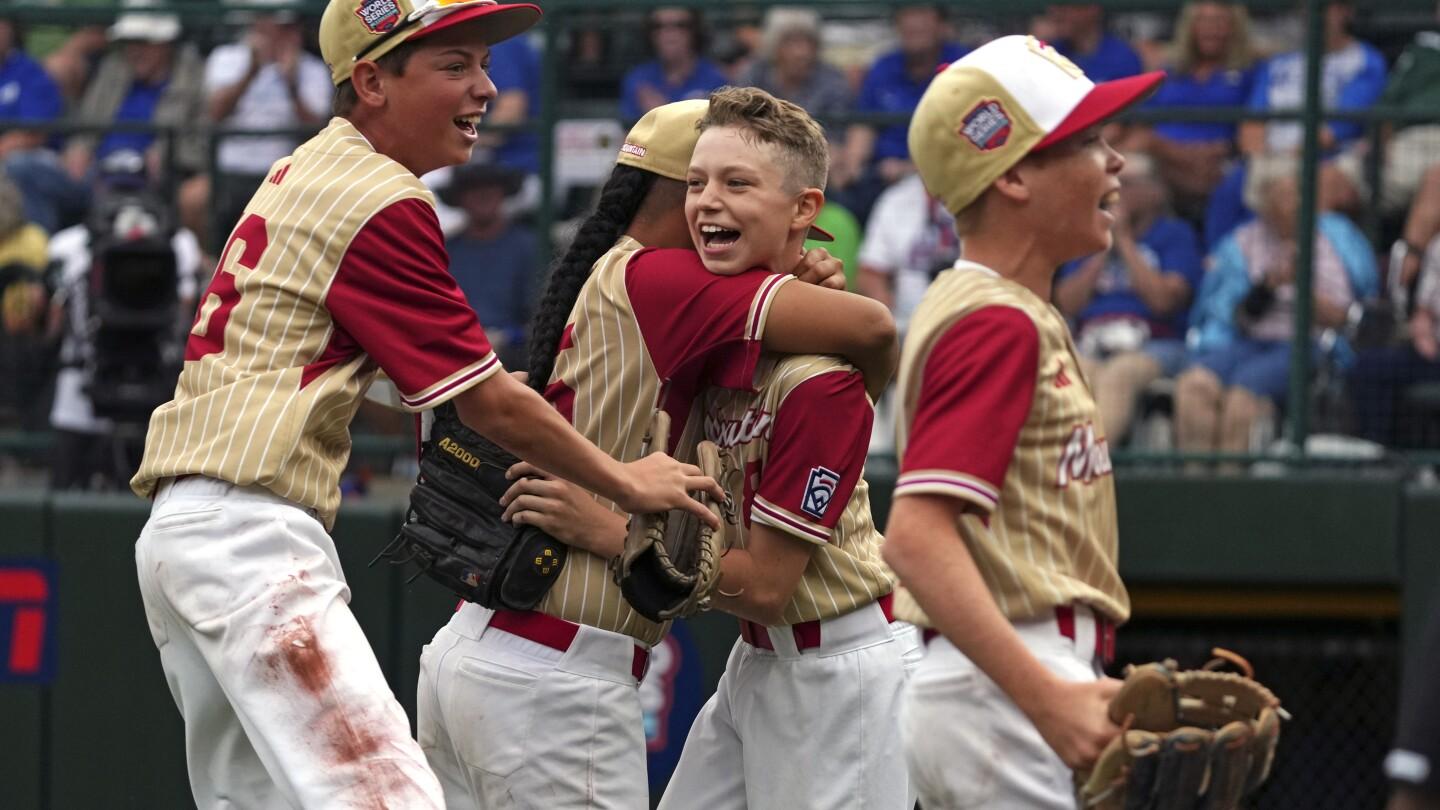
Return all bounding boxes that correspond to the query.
[685,125,811,276]
[1015,126,1126,262]
[373,24,498,175]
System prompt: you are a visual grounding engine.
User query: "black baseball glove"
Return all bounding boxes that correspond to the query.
[373,402,566,610]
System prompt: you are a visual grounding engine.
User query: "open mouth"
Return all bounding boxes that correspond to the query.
[453,114,481,138]
[699,223,741,249]
[1099,189,1120,213]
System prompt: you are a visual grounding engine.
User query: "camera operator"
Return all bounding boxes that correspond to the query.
[47,151,199,490]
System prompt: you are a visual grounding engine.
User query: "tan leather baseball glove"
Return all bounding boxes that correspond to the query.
[613,410,728,623]
[1078,649,1289,810]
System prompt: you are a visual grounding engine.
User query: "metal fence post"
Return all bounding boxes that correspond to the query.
[1289,0,1323,454]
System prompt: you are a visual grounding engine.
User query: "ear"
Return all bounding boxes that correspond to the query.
[350,60,388,110]
[991,163,1033,205]
[790,187,825,236]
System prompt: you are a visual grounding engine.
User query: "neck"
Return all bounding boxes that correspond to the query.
[349,115,423,176]
[466,217,508,240]
[624,219,692,250]
[662,53,696,76]
[959,225,1061,301]
[1070,27,1102,53]
[904,46,941,77]
[1326,30,1350,52]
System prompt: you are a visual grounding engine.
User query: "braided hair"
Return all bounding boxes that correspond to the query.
[526,165,658,392]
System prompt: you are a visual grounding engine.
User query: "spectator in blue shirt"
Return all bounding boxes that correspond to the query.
[1045,4,1143,83]
[481,35,541,175]
[441,163,538,370]
[62,13,206,188]
[619,8,727,123]
[834,5,967,223]
[1239,0,1385,158]
[1131,2,1256,218]
[0,15,84,233]
[1055,153,1204,445]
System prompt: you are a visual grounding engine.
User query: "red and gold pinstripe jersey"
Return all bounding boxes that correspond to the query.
[132,118,498,529]
[539,240,793,645]
[703,353,894,624]
[893,261,1128,625]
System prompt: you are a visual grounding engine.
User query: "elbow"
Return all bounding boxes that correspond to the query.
[748,590,790,627]
[858,299,898,353]
[881,530,921,578]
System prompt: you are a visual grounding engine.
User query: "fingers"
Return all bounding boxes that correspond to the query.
[499,475,558,509]
[820,272,847,290]
[691,475,726,503]
[506,460,548,480]
[501,492,553,522]
[676,493,722,530]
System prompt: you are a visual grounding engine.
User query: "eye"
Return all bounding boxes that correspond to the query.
[727,178,749,188]
[447,62,466,74]
[687,178,704,190]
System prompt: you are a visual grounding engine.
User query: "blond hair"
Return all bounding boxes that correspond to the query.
[697,85,829,192]
[1171,1,1255,74]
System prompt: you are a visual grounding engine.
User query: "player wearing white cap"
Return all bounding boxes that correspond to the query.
[882,35,1163,808]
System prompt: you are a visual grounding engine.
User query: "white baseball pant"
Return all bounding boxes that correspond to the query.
[134,475,444,809]
[657,599,918,810]
[901,603,1109,810]
[417,602,649,810]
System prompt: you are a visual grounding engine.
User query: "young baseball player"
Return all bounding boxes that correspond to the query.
[652,87,914,810]
[882,36,1164,808]
[129,3,721,807]
[416,97,898,809]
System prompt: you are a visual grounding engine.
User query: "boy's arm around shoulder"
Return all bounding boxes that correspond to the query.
[763,283,897,399]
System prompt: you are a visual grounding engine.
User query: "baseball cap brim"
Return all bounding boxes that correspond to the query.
[805,224,834,242]
[406,3,540,48]
[1034,70,1165,151]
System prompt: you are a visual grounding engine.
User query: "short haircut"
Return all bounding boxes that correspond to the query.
[696,85,829,192]
[331,40,421,117]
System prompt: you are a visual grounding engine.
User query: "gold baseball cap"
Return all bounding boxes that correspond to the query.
[909,35,1163,217]
[320,0,541,86]
[617,99,833,241]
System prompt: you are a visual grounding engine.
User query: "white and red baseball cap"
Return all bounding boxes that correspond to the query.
[909,35,1164,217]
[320,0,541,86]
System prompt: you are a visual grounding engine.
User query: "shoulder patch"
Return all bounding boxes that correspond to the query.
[802,466,841,519]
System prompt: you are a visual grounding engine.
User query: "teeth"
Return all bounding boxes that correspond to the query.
[455,114,481,125]
[700,225,732,234]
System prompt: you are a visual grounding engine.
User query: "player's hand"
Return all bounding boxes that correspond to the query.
[1028,676,1124,770]
[617,452,725,529]
[501,461,628,552]
[792,247,847,290]
[1410,311,1439,361]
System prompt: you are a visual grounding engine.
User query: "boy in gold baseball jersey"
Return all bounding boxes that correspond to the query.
[417,97,895,809]
[130,3,721,807]
[655,88,914,809]
[882,36,1164,808]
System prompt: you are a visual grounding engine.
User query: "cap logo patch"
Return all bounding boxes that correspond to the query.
[960,99,1012,152]
[356,0,402,34]
[620,142,647,158]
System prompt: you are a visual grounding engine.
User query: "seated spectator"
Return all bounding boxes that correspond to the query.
[0,14,87,234]
[1055,153,1204,445]
[178,3,329,249]
[619,8,727,122]
[856,172,957,334]
[1044,4,1144,82]
[735,8,851,133]
[1373,12,1440,295]
[834,5,967,223]
[441,163,537,369]
[1348,235,1440,448]
[1175,153,1376,461]
[62,12,206,192]
[41,25,108,106]
[0,174,50,431]
[1129,1,1256,218]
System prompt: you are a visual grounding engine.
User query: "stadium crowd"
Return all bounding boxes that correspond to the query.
[3,0,1440,491]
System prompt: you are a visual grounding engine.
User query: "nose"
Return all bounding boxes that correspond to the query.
[1104,138,1125,174]
[694,179,721,211]
[472,69,498,104]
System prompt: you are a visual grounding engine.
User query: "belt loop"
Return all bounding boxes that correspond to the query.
[1054,604,1076,642]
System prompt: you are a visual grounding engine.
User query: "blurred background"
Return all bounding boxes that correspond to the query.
[0,0,1437,807]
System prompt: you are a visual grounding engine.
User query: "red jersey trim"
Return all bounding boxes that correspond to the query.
[752,495,831,545]
[399,352,502,410]
[894,469,1000,512]
[745,273,793,341]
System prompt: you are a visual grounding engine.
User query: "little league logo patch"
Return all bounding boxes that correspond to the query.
[960,99,1012,152]
[356,0,402,34]
[802,466,840,519]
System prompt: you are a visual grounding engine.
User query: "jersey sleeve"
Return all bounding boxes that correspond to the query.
[751,369,871,545]
[895,306,1039,513]
[325,197,499,411]
[625,248,793,390]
